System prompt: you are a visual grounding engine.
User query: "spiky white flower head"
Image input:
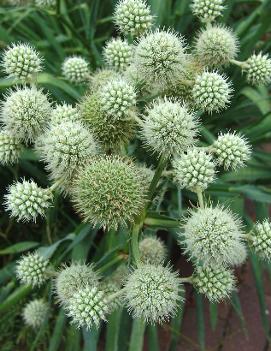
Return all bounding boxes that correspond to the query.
[114,0,153,37]
[249,220,271,261]
[16,252,49,287]
[124,264,182,323]
[173,148,215,192]
[192,71,232,114]
[139,236,167,265]
[34,0,56,7]
[195,25,238,67]
[2,43,42,80]
[191,0,224,23]
[141,98,197,157]
[50,103,80,126]
[243,53,271,86]
[23,299,49,328]
[98,78,136,119]
[104,38,133,71]
[182,206,246,267]
[5,180,53,222]
[65,285,109,329]
[62,56,90,84]
[55,263,99,305]
[1,86,51,143]
[192,266,236,302]
[88,69,119,93]
[72,156,146,229]
[211,132,251,170]
[134,30,187,87]
[36,120,97,182]
[0,130,23,165]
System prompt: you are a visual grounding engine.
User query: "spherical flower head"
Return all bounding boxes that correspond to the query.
[23,299,49,328]
[195,25,238,67]
[16,252,49,287]
[191,0,224,23]
[173,148,216,192]
[65,285,109,329]
[211,132,251,170]
[0,130,23,165]
[98,78,136,119]
[192,71,232,114]
[114,0,153,37]
[192,266,235,302]
[249,220,271,261]
[2,43,42,80]
[134,30,187,87]
[104,38,133,71]
[1,86,51,143]
[244,53,271,86]
[62,56,90,84]
[139,236,167,265]
[88,69,119,93]
[51,103,80,126]
[182,206,246,267]
[5,180,53,222]
[72,156,146,229]
[124,264,182,323]
[141,98,198,157]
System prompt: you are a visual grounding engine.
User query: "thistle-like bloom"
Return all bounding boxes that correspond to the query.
[124,264,182,323]
[243,53,271,86]
[173,148,216,192]
[98,78,136,119]
[16,252,49,287]
[195,25,238,67]
[192,71,232,114]
[72,156,146,229]
[36,120,97,182]
[65,285,109,329]
[141,98,197,157]
[104,38,133,71]
[50,103,80,126]
[249,220,271,261]
[23,299,49,328]
[192,266,236,302]
[114,0,153,37]
[2,43,42,80]
[88,69,119,93]
[182,206,246,267]
[0,130,23,165]
[211,132,251,170]
[139,236,167,265]
[1,87,51,143]
[134,30,187,86]
[62,56,90,84]
[54,263,99,305]
[5,180,53,222]
[191,0,224,23]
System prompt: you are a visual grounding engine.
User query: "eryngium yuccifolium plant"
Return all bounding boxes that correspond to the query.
[55,263,100,304]
[173,148,216,192]
[104,38,133,71]
[211,132,251,170]
[141,98,197,157]
[5,180,53,222]
[2,43,42,80]
[62,56,90,84]
[101,280,122,313]
[65,285,109,329]
[0,130,23,165]
[23,299,49,328]
[1,86,51,143]
[243,53,271,86]
[139,236,167,265]
[114,0,153,37]
[34,0,56,7]
[182,206,246,267]
[50,103,80,126]
[88,69,119,93]
[124,264,182,323]
[192,71,232,114]
[192,266,235,302]
[72,156,146,229]
[191,0,224,23]
[16,252,49,287]
[195,25,238,67]
[248,220,271,261]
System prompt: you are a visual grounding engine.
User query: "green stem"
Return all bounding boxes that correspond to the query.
[230,59,248,69]
[180,276,193,284]
[130,220,143,266]
[129,318,146,351]
[144,216,180,228]
[148,156,168,202]
[196,188,204,209]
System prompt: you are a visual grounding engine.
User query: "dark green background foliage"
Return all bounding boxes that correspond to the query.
[0,0,271,350]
